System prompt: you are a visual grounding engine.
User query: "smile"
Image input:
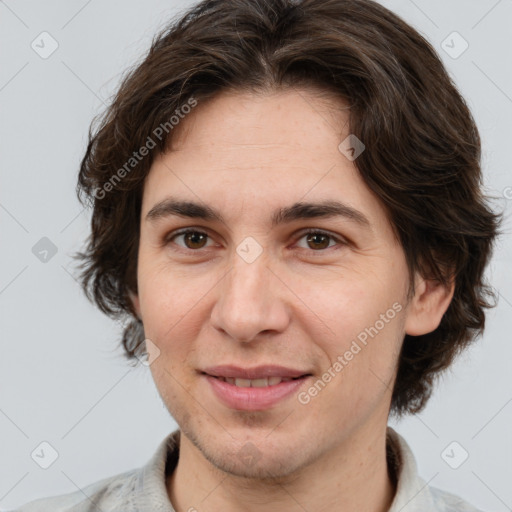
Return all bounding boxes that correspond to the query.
[201,368,311,410]
[211,376,302,387]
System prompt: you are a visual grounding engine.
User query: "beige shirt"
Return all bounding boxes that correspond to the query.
[13,426,483,511]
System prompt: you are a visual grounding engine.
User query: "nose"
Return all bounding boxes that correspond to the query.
[210,251,291,343]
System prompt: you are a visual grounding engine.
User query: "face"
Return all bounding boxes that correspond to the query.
[133,88,442,479]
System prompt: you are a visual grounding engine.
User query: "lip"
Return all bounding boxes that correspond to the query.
[203,374,310,411]
[201,365,310,380]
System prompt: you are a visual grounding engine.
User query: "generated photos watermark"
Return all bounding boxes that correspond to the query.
[93,96,198,200]
[298,301,403,405]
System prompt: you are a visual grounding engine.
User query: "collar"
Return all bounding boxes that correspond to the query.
[132,426,437,511]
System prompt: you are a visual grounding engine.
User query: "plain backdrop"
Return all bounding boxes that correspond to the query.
[1,0,511,510]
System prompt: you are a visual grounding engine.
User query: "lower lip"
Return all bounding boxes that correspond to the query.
[204,374,309,411]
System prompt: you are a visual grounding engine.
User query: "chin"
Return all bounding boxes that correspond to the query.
[189,425,310,481]
[206,446,305,482]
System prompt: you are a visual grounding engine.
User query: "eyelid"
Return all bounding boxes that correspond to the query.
[164,226,348,252]
[292,228,348,252]
[164,227,215,249]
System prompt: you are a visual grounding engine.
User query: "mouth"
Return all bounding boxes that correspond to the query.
[199,365,313,410]
[204,375,308,387]
[200,364,312,380]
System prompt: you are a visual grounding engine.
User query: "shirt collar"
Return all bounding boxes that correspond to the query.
[132,426,436,511]
[387,426,437,511]
[134,429,180,511]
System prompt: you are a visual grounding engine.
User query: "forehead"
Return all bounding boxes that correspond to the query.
[169,87,349,159]
[141,88,393,237]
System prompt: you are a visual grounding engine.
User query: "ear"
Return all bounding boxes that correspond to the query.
[404,271,455,336]
[129,290,142,321]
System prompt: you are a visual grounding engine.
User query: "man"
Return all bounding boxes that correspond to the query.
[14,0,500,510]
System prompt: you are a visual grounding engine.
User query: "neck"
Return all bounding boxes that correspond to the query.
[167,424,397,512]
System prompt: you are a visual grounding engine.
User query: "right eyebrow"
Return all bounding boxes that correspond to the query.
[146,198,224,224]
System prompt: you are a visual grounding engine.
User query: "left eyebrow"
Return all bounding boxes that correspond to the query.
[271,200,372,231]
[145,197,373,232]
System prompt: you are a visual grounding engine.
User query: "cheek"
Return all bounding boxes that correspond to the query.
[137,261,217,357]
[299,273,392,342]
[311,312,405,428]
[305,276,405,385]
[138,250,189,309]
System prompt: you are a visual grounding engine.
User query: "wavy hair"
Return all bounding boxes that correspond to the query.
[75,0,502,417]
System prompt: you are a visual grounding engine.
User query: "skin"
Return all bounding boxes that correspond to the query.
[131,88,454,512]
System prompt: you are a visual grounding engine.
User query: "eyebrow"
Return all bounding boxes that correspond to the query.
[145,197,372,230]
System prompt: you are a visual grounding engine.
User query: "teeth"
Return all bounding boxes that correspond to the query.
[217,376,296,387]
[235,378,252,387]
[250,378,269,388]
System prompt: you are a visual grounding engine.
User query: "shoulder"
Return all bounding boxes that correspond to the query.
[11,430,180,512]
[428,485,484,512]
[386,427,484,512]
[10,467,139,512]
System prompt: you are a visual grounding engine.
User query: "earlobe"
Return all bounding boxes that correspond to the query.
[404,272,455,336]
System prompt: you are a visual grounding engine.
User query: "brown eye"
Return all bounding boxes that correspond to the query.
[169,230,211,250]
[305,232,331,250]
[295,230,342,251]
[184,231,208,249]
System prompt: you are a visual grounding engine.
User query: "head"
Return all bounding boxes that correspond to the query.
[75,0,501,478]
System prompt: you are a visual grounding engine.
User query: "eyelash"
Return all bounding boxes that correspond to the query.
[164,228,347,255]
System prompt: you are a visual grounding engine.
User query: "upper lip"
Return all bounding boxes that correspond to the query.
[201,365,311,379]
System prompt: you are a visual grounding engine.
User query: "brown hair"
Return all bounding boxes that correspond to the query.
[75,0,502,418]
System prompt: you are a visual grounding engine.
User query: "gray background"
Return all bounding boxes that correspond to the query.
[1,0,511,509]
